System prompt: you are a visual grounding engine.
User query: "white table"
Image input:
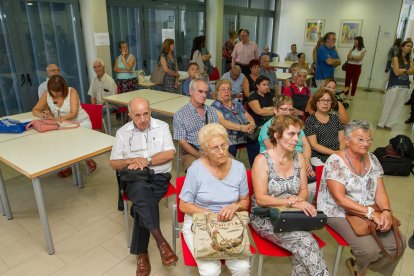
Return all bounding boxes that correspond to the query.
[0,127,114,254]
[103,89,184,134]
[139,71,189,88]
[269,60,295,72]
[277,72,314,81]
[0,112,36,143]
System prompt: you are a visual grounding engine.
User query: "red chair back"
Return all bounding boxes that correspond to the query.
[246,170,253,212]
[175,176,186,223]
[209,67,220,81]
[81,103,103,130]
[313,165,324,206]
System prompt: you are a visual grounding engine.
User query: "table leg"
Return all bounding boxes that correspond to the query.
[0,168,12,219]
[0,191,5,216]
[71,164,78,186]
[105,101,112,135]
[75,163,84,189]
[32,177,55,254]
[176,143,181,176]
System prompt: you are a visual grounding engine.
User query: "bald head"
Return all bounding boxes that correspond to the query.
[46,64,61,78]
[128,97,151,131]
[128,97,150,113]
[260,55,270,69]
[230,65,241,80]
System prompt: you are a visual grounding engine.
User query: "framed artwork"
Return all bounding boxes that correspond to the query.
[304,19,325,45]
[339,19,363,47]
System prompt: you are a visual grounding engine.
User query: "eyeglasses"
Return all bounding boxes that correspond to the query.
[129,129,148,152]
[318,99,332,104]
[278,107,295,113]
[209,143,229,154]
[351,137,374,144]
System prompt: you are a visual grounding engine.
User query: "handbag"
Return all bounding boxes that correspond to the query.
[0,118,31,134]
[252,206,327,233]
[342,61,349,71]
[245,126,260,143]
[150,56,165,85]
[373,146,413,176]
[192,211,252,260]
[118,167,155,190]
[25,119,79,132]
[136,70,146,83]
[345,204,403,259]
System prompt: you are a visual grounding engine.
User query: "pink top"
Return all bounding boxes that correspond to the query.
[231,41,259,65]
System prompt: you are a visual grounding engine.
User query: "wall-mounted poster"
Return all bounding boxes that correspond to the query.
[339,19,363,47]
[304,19,325,45]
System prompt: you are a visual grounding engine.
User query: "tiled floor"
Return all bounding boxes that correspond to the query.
[0,88,413,276]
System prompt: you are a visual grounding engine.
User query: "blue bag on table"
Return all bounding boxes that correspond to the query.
[0,118,31,134]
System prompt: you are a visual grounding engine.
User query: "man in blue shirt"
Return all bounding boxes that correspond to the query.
[316,32,341,87]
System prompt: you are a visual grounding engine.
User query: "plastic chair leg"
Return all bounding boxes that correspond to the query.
[332,245,343,276]
[258,254,263,276]
[102,118,108,134]
[123,200,130,248]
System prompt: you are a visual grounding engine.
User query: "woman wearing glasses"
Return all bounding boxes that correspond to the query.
[259,95,315,179]
[212,79,257,165]
[180,123,251,276]
[318,120,406,276]
[304,88,345,165]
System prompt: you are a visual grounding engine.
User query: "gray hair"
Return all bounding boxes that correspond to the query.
[198,123,229,151]
[344,119,372,138]
[93,57,105,66]
[128,97,150,113]
[189,78,208,91]
[297,68,308,75]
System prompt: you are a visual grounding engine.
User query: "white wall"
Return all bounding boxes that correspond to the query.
[276,0,403,90]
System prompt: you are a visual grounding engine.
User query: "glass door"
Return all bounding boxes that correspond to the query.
[0,0,87,116]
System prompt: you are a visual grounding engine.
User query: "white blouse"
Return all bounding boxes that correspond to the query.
[348,48,366,65]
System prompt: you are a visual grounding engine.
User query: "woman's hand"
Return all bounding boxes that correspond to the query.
[292,200,317,217]
[242,124,255,133]
[286,195,304,206]
[373,211,393,232]
[218,203,238,221]
[305,160,315,177]
[41,110,52,119]
[174,79,180,89]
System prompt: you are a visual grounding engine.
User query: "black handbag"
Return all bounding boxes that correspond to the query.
[342,61,348,71]
[118,167,155,190]
[373,147,414,176]
[245,126,260,142]
[252,206,327,233]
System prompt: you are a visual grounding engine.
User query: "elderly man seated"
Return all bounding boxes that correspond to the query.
[221,65,246,99]
[110,97,178,276]
[260,55,279,95]
[38,63,61,99]
[285,43,299,61]
[283,68,311,117]
[261,45,279,61]
[173,79,219,172]
[88,58,117,106]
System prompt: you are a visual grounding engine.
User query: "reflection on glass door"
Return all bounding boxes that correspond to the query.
[240,15,257,42]
[0,0,87,116]
[179,10,204,70]
[145,8,176,72]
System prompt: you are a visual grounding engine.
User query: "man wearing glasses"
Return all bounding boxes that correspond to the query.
[110,97,177,276]
[173,79,219,172]
[38,63,61,99]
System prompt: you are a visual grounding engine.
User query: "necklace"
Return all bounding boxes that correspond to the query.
[344,148,367,177]
[273,147,292,166]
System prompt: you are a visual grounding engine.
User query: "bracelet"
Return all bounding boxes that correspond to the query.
[365,206,374,220]
[382,208,392,213]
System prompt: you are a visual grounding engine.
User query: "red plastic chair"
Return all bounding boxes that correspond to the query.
[209,67,220,81]
[122,182,176,247]
[314,165,349,276]
[172,175,256,276]
[247,170,327,276]
[81,103,107,133]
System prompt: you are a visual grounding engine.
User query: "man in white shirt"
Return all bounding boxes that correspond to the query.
[110,97,177,275]
[38,64,60,99]
[87,58,117,105]
[285,44,299,61]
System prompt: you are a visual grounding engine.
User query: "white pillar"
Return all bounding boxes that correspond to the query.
[206,0,224,74]
[79,0,112,84]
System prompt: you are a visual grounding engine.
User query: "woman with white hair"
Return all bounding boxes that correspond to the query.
[180,123,250,276]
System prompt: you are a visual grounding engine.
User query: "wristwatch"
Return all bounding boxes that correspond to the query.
[146,156,152,166]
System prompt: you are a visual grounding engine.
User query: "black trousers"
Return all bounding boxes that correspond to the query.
[409,89,414,117]
[236,62,251,76]
[125,172,171,255]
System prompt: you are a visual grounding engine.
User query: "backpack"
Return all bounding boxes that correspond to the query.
[389,135,414,160]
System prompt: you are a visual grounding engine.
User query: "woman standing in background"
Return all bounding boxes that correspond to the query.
[343,36,366,100]
[114,41,138,92]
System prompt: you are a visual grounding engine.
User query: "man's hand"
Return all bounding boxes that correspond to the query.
[126,157,149,170]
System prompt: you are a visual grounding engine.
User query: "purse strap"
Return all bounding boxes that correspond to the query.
[26,119,80,131]
[347,210,403,260]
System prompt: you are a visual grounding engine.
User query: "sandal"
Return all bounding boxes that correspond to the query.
[57,167,72,178]
[409,231,414,249]
[345,257,357,276]
[86,159,97,173]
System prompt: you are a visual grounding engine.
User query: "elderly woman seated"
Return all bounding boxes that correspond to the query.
[179,123,250,276]
[317,120,406,276]
[304,88,345,165]
[251,115,328,276]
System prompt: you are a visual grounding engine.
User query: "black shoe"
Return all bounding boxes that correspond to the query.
[405,117,414,124]
[405,101,412,105]
[118,199,124,211]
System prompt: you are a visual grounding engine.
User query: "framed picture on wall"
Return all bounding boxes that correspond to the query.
[339,19,363,47]
[304,19,325,45]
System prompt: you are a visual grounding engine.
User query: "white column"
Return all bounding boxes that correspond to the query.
[206,0,224,75]
[79,0,113,84]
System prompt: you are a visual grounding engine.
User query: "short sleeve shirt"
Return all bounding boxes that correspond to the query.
[87,73,117,104]
[247,92,274,127]
[316,45,339,80]
[231,41,259,65]
[221,72,245,95]
[260,68,278,90]
[304,114,344,159]
[110,118,175,174]
[179,159,248,213]
[173,103,219,149]
[317,153,384,217]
